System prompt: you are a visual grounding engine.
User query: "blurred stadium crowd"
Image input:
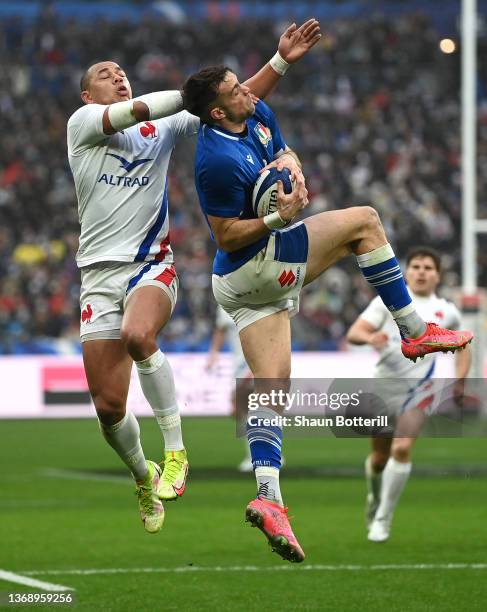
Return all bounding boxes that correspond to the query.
[1,6,486,353]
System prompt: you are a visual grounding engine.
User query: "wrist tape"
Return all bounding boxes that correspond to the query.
[269,52,290,76]
[263,211,289,229]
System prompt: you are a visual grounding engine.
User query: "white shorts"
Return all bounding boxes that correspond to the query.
[79,260,178,342]
[398,377,439,416]
[212,223,308,332]
[370,371,438,420]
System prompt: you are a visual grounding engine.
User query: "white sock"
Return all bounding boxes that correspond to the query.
[365,455,382,502]
[375,457,411,520]
[243,439,252,461]
[99,411,148,481]
[255,466,283,506]
[136,350,184,451]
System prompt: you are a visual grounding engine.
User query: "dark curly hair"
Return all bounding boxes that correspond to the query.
[406,246,441,273]
[182,65,231,124]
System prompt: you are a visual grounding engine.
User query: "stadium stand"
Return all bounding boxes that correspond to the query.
[0,4,485,353]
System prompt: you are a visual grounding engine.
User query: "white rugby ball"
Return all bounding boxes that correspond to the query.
[252,167,294,218]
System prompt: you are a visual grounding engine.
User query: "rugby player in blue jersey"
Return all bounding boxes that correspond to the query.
[183,67,473,562]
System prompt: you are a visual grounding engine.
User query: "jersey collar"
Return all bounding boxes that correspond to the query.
[210,124,248,141]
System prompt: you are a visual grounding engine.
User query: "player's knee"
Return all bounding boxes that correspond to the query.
[359,205,382,235]
[391,440,411,462]
[93,392,125,425]
[121,327,156,360]
[344,205,382,244]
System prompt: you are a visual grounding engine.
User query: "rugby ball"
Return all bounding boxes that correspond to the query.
[252,167,293,218]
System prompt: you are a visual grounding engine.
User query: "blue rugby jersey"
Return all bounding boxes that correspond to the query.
[195,100,286,275]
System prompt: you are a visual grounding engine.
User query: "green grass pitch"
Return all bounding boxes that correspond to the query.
[0,417,486,611]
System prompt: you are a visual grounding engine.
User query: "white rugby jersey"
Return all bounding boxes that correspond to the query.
[360,293,462,379]
[215,305,249,378]
[67,104,199,267]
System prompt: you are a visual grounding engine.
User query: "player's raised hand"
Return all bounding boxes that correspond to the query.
[276,179,308,223]
[278,19,322,64]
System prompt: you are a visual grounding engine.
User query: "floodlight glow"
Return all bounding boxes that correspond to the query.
[440,38,456,54]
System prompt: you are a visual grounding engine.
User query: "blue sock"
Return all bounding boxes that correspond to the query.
[357,244,425,337]
[357,244,411,311]
[246,407,282,469]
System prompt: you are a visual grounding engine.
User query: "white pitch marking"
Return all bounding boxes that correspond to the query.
[23,563,487,576]
[0,499,86,508]
[41,468,129,484]
[0,569,74,591]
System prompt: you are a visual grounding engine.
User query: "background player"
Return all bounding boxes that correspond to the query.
[207,304,253,472]
[183,66,473,562]
[67,19,322,534]
[346,246,471,542]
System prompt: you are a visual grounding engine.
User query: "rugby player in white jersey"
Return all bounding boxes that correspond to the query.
[183,67,473,562]
[67,19,322,534]
[207,304,253,472]
[347,247,471,542]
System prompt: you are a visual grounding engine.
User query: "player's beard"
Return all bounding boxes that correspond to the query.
[225,98,254,124]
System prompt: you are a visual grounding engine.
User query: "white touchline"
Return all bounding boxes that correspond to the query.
[22,563,487,576]
[41,468,129,484]
[0,569,74,591]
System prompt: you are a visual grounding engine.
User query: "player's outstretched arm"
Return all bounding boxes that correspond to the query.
[102,91,184,135]
[347,319,388,349]
[243,18,321,99]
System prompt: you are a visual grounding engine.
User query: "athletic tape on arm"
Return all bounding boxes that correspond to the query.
[107,91,183,131]
[134,91,183,119]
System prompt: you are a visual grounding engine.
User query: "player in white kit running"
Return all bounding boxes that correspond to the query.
[347,247,471,542]
[66,20,322,533]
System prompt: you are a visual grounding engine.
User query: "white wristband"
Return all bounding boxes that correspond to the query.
[134,90,183,120]
[269,52,290,76]
[263,211,289,230]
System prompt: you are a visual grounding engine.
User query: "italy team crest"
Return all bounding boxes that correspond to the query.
[254,122,272,146]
